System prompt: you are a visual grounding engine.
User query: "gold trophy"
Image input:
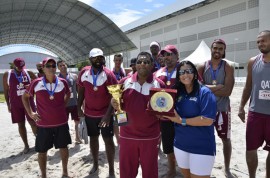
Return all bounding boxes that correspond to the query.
[107,84,128,126]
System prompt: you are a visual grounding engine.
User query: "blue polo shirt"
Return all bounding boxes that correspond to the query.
[174,86,217,156]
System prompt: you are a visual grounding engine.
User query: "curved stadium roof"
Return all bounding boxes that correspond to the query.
[0,0,136,64]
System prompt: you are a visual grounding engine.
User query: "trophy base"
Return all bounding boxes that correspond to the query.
[115,112,128,126]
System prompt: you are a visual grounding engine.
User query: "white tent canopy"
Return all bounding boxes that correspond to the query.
[181,40,239,67]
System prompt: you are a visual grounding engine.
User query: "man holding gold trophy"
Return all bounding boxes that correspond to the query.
[111,51,165,178]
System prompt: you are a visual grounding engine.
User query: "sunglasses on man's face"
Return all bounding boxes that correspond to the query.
[136,60,151,65]
[179,68,194,75]
[163,52,173,57]
[45,64,56,68]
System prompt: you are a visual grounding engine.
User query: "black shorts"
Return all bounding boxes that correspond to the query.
[85,116,114,137]
[66,105,79,121]
[160,121,175,154]
[35,124,71,153]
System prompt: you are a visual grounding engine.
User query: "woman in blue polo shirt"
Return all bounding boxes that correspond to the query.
[164,60,217,178]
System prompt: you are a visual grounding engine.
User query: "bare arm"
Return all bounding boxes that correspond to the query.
[238,57,255,123]
[197,63,205,83]
[212,63,235,97]
[77,86,85,117]
[163,110,214,126]
[64,92,71,106]
[22,92,40,121]
[3,72,11,112]
[197,62,225,93]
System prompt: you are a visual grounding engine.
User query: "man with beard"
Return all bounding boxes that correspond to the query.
[197,39,235,178]
[150,41,162,72]
[111,51,165,178]
[36,62,44,77]
[3,58,37,154]
[77,48,117,176]
[155,45,179,178]
[238,30,270,178]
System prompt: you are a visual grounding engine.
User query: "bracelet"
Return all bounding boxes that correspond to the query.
[181,117,187,126]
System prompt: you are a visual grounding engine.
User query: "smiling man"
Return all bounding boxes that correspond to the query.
[111,51,165,178]
[197,39,235,178]
[77,48,117,176]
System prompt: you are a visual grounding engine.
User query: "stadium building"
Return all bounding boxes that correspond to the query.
[122,0,269,77]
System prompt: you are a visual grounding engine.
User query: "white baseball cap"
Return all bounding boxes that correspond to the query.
[149,41,161,49]
[89,48,104,58]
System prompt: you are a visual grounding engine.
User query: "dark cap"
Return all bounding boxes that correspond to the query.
[159,45,179,56]
[129,58,137,67]
[42,57,56,66]
[211,39,226,49]
[13,58,25,69]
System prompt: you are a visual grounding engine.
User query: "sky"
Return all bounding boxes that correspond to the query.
[0,0,176,57]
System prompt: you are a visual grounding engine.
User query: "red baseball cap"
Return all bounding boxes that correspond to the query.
[42,57,56,66]
[159,45,179,56]
[13,58,25,69]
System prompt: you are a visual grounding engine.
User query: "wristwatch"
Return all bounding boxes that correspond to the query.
[181,117,187,126]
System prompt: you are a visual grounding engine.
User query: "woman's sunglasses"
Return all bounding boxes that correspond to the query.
[179,68,194,75]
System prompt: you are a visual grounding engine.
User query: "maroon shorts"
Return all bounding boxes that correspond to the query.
[214,109,231,139]
[10,105,34,124]
[66,105,79,121]
[246,111,270,151]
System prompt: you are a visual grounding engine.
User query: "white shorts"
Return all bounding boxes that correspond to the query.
[174,147,215,176]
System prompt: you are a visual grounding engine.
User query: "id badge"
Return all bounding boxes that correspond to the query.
[259,90,270,100]
[17,89,26,96]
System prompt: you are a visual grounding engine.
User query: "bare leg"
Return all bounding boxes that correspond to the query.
[103,136,115,176]
[222,138,234,178]
[74,120,82,143]
[18,122,30,153]
[38,152,47,178]
[60,148,69,177]
[114,125,119,145]
[166,153,176,178]
[246,150,258,178]
[266,152,270,178]
[180,168,191,178]
[190,173,210,178]
[28,119,37,136]
[89,136,99,174]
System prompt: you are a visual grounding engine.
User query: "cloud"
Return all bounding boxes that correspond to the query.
[145,0,154,2]
[153,3,164,8]
[78,0,96,6]
[105,9,144,27]
[143,9,152,12]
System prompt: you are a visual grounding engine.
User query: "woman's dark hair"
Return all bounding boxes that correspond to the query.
[174,60,200,97]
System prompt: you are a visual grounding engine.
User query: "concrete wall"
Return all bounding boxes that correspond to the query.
[125,0,265,77]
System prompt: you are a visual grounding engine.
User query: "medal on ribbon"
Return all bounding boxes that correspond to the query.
[209,60,223,85]
[91,67,101,91]
[166,66,176,86]
[42,77,58,100]
[113,68,121,80]
[14,70,24,87]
